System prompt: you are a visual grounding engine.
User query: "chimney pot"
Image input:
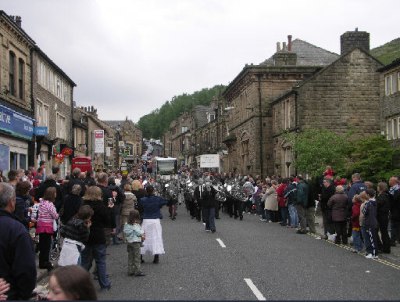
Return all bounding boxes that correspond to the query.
[276,42,281,52]
[288,35,292,51]
[282,42,287,51]
[15,16,21,27]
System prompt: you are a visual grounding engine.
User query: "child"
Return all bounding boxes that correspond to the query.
[59,205,93,266]
[362,189,379,259]
[351,194,363,253]
[123,209,145,277]
[47,265,97,300]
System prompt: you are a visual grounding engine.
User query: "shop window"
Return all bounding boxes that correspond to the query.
[19,154,26,170]
[10,152,17,170]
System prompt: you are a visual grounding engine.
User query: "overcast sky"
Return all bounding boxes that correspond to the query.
[1,0,398,122]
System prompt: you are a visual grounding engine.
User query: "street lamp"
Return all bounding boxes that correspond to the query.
[116,123,121,171]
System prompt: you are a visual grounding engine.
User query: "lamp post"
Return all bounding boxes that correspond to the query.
[256,75,264,178]
[116,124,121,171]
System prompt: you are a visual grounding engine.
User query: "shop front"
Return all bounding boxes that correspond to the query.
[0,104,34,175]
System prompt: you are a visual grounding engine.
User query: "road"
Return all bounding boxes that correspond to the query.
[91,206,400,300]
[36,205,400,300]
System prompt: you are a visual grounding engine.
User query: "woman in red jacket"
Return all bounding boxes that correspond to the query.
[276,179,289,226]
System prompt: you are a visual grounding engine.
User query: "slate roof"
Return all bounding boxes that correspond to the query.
[192,105,213,128]
[260,39,339,66]
[104,120,124,130]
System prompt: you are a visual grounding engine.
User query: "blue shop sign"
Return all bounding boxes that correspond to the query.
[0,104,34,140]
[34,126,48,136]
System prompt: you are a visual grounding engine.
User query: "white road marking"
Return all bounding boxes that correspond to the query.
[216,238,226,248]
[244,278,266,301]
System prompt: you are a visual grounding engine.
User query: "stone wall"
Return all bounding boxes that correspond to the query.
[380,62,400,146]
[224,66,320,177]
[271,48,382,177]
[297,49,382,136]
[0,15,33,112]
[32,52,72,143]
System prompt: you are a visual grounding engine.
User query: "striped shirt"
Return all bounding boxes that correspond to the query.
[36,199,59,234]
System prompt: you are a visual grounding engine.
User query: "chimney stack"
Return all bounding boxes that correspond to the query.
[288,35,292,51]
[340,29,370,55]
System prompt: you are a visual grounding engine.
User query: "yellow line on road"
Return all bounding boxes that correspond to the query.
[308,233,400,271]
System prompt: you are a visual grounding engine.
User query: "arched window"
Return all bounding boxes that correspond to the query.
[18,58,24,99]
[9,51,16,96]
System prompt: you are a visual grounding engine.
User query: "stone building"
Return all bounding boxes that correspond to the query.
[222,35,338,177]
[105,118,143,170]
[0,12,35,173]
[72,107,88,157]
[32,47,76,178]
[271,30,383,177]
[163,103,225,168]
[75,106,116,172]
[163,110,193,165]
[379,58,400,146]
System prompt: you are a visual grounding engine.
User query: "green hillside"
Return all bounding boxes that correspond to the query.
[137,85,226,139]
[371,38,400,65]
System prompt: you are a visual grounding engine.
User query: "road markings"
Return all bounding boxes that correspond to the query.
[308,232,400,271]
[216,238,226,248]
[244,278,266,301]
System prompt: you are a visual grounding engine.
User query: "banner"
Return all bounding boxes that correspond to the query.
[94,130,104,154]
[199,154,220,168]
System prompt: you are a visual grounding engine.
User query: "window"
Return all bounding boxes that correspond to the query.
[385,75,390,96]
[19,154,26,170]
[398,72,400,93]
[385,71,400,96]
[56,78,61,98]
[386,116,400,140]
[393,119,398,140]
[10,152,17,170]
[56,112,67,139]
[36,100,49,127]
[392,73,398,94]
[283,99,291,130]
[37,58,71,104]
[9,51,16,96]
[241,140,249,157]
[181,126,188,133]
[398,118,400,138]
[18,59,24,100]
[387,120,392,140]
[207,113,215,123]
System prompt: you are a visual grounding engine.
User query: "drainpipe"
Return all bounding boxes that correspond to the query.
[30,47,36,168]
[71,88,75,167]
[257,74,264,178]
[294,89,298,176]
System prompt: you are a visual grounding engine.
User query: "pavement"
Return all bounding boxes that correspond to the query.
[312,213,400,267]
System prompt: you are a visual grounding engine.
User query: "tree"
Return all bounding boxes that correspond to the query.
[137,85,226,139]
[284,128,351,178]
[346,134,400,183]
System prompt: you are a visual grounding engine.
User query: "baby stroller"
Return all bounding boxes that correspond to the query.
[50,219,62,261]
